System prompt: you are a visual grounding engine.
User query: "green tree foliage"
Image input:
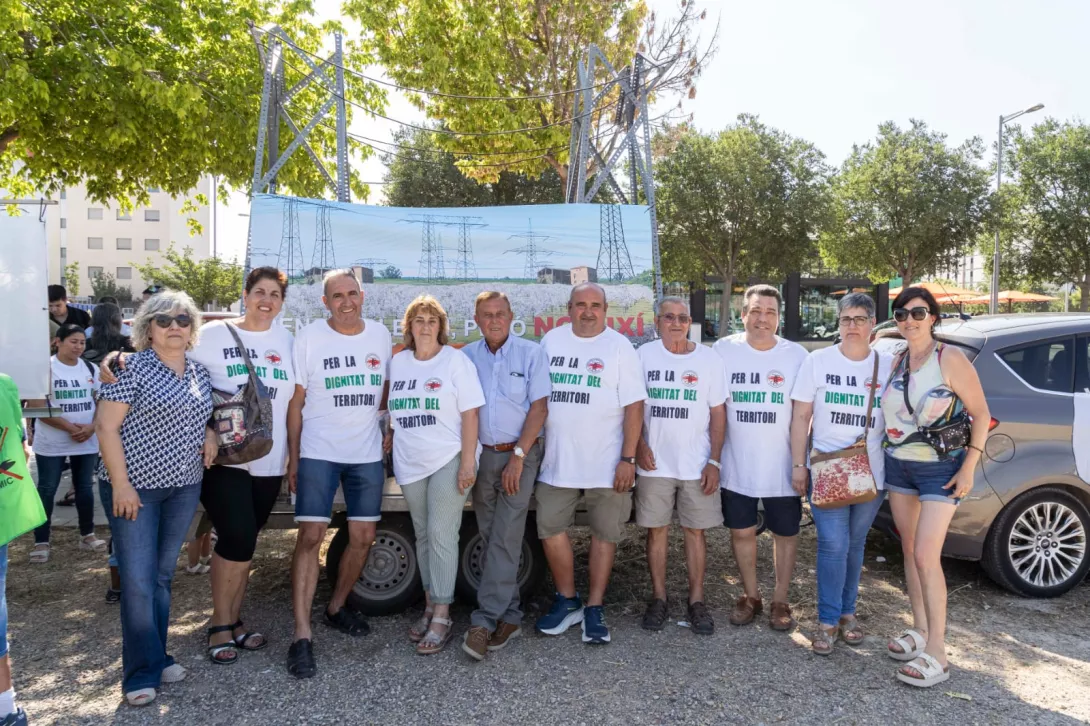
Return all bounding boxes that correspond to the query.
[0,0,385,206]
[89,271,133,304]
[380,264,402,279]
[346,0,713,190]
[654,117,832,335]
[1007,119,1090,311]
[132,245,242,310]
[381,127,564,207]
[62,260,79,296]
[821,120,989,283]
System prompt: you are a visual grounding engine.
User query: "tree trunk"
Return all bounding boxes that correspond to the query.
[717,272,734,339]
[1080,277,1090,312]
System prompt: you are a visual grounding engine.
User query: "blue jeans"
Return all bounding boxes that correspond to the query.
[35,453,98,541]
[0,544,8,658]
[809,490,887,627]
[98,480,119,569]
[111,484,201,693]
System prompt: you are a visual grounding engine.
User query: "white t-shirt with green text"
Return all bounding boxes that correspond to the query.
[33,356,100,457]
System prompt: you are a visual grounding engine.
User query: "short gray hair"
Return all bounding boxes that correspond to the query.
[322,268,360,297]
[131,290,203,351]
[838,292,876,318]
[658,296,689,314]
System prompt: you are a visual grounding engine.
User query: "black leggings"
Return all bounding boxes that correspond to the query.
[200,465,283,562]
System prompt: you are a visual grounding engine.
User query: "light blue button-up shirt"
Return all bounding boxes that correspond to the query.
[463,334,552,446]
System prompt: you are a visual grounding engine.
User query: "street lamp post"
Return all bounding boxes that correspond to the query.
[991,103,1044,315]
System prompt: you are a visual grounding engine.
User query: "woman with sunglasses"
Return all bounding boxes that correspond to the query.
[96,291,216,707]
[880,287,989,688]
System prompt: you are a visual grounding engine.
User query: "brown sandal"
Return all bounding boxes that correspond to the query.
[839,616,864,646]
[416,617,454,655]
[812,626,837,656]
[729,595,763,626]
[769,601,795,631]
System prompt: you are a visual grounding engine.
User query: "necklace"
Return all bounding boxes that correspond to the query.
[908,341,937,373]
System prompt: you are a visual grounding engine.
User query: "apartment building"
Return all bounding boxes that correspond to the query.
[932,250,987,290]
[47,177,213,298]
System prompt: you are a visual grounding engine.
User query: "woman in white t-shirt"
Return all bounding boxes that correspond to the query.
[385,295,484,655]
[789,293,892,655]
[30,324,107,563]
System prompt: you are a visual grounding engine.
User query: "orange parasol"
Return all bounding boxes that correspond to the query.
[889,281,979,306]
[956,290,1058,313]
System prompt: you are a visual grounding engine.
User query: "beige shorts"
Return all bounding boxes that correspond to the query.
[634,476,724,530]
[535,483,633,543]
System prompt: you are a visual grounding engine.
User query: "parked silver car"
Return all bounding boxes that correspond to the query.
[873,313,1090,597]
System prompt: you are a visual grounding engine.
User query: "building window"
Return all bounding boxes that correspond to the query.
[116,209,132,221]
[88,237,103,250]
[87,208,103,220]
[88,266,103,280]
[60,218,66,229]
[117,267,132,280]
[145,209,161,222]
[116,237,132,250]
[60,189,66,200]
[60,247,66,262]
[144,238,160,251]
[148,187,161,193]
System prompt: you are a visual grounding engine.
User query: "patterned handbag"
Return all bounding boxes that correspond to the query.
[210,324,274,466]
[808,353,880,510]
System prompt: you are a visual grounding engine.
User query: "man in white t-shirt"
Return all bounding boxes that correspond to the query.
[712,284,808,632]
[635,297,726,635]
[285,270,392,679]
[536,283,645,645]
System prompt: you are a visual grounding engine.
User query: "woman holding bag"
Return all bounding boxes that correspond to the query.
[789,293,893,655]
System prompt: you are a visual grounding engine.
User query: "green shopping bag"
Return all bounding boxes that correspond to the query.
[0,374,46,546]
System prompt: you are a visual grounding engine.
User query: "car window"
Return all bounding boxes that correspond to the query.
[998,338,1075,394]
[1076,336,1090,393]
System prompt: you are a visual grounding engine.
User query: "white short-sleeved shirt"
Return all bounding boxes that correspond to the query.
[388,345,485,484]
[637,340,727,481]
[33,356,100,457]
[538,325,647,489]
[188,320,297,476]
[293,319,391,465]
[791,346,893,489]
[713,334,808,498]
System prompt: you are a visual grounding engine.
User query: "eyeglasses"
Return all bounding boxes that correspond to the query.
[661,313,691,325]
[153,314,193,329]
[893,307,930,323]
[838,316,871,328]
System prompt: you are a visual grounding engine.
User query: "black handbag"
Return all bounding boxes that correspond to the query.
[210,324,275,465]
[899,346,971,457]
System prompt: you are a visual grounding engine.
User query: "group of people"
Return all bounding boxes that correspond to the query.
[0,269,991,718]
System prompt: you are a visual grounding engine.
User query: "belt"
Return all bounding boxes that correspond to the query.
[482,437,542,453]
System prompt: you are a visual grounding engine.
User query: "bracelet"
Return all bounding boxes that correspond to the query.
[967,444,984,453]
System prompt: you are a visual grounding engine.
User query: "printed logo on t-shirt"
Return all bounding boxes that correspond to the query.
[548,354,604,404]
[221,344,290,393]
[822,371,881,428]
[321,353,382,408]
[681,370,699,387]
[645,366,698,419]
[51,376,94,414]
[864,377,880,392]
[424,377,443,392]
[586,358,604,374]
[767,370,786,388]
[264,350,283,366]
[728,369,788,424]
[365,353,382,370]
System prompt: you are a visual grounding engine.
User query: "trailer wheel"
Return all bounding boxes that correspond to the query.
[326,515,423,616]
[454,514,547,606]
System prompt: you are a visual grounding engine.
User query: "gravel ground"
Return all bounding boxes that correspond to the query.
[5,521,1090,725]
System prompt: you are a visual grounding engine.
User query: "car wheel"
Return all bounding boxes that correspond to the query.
[983,486,1090,598]
[326,515,424,616]
[454,514,548,605]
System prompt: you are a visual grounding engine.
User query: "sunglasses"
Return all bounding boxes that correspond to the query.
[153,314,193,329]
[892,307,930,323]
[661,313,691,324]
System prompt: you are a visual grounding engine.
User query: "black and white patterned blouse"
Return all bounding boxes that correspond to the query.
[97,348,213,490]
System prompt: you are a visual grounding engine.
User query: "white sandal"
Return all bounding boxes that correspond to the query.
[29,543,50,563]
[81,534,107,552]
[896,652,950,688]
[887,628,926,662]
[416,617,454,655]
[125,687,157,706]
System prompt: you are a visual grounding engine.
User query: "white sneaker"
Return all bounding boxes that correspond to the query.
[80,534,107,552]
[185,562,210,575]
[161,664,187,683]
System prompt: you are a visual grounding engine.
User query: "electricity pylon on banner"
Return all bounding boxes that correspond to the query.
[506,220,554,280]
[598,204,635,282]
[277,197,305,281]
[400,214,486,282]
[311,204,336,271]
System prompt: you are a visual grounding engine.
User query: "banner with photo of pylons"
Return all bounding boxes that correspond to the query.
[247,194,656,346]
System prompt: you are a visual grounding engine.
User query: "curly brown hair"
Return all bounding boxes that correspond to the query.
[401,295,449,350]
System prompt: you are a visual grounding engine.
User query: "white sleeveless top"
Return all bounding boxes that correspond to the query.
[881,344,961,462]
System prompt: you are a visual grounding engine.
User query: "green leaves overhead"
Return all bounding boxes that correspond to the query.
[0,0,385,206]
[132,245,242,309]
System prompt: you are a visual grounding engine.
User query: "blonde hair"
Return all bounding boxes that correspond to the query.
[474,290,511,313]
[401,295,449,350]
[130,290,203,351]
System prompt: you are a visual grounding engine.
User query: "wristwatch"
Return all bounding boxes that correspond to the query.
[620,456,636,465]
[513,446,526,459]
[707,459,721,470]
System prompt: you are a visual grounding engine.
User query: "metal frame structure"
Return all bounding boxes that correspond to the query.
[566,47,664,304]
[243,23,351,290]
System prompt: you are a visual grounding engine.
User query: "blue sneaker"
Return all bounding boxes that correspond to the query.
[0,708,27,726]
[582,605,610,644]
[536,593,584,635]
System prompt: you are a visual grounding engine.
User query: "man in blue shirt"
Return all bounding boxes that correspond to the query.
[460,291,550,661]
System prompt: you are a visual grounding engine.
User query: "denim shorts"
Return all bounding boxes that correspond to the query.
[295,458,384,523]
[883,450,964,505]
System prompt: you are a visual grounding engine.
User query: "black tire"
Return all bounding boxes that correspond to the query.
[982,486,1090,598]
[326,515,424,616]
[454,514,548,606]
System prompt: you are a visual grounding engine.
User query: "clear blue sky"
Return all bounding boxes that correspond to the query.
[219,0,1089,263]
